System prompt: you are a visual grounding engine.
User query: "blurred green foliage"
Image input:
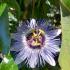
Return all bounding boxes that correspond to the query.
[1,0,60,19]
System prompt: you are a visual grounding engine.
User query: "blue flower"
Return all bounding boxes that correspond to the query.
[10,19,61,68]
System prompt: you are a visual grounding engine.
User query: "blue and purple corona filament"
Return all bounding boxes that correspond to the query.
[10,19,61,68]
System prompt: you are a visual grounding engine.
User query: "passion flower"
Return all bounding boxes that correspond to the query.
[10,19,61,68]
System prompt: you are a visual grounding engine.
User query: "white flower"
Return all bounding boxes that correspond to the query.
[10,19,61,68]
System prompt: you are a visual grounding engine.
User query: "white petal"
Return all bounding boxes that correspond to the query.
[48,38,61,46]
[39,55,43,66]
[43,48,54,57]
[10,41,23,51]
[57,29,61,36]
[39,55,45,66]
[30,19,37,29]
[11,33,22,41]
[40,51,56,66]
[44,38,60,53]
[28,52,38,68]
[46,28,61,39]
[47,46,60,53]
[15,48,30,64]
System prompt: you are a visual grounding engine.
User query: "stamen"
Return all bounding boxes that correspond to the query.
[26,29,45,49]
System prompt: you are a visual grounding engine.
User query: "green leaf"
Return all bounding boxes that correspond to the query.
[0,54,18,70]
[59,16,70,70]
[62,0,70,10]
[0,3,10,54]
[0,3,7,16]
[59,8,70,70]
[60,0,70,16]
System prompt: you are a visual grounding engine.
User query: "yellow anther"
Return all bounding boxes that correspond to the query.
[39,29,45,35]
[33,32,37,37]
[31,40,41,46]
[30,29,44,47]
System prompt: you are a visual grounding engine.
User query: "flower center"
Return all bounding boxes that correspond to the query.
[26,29,45,49]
